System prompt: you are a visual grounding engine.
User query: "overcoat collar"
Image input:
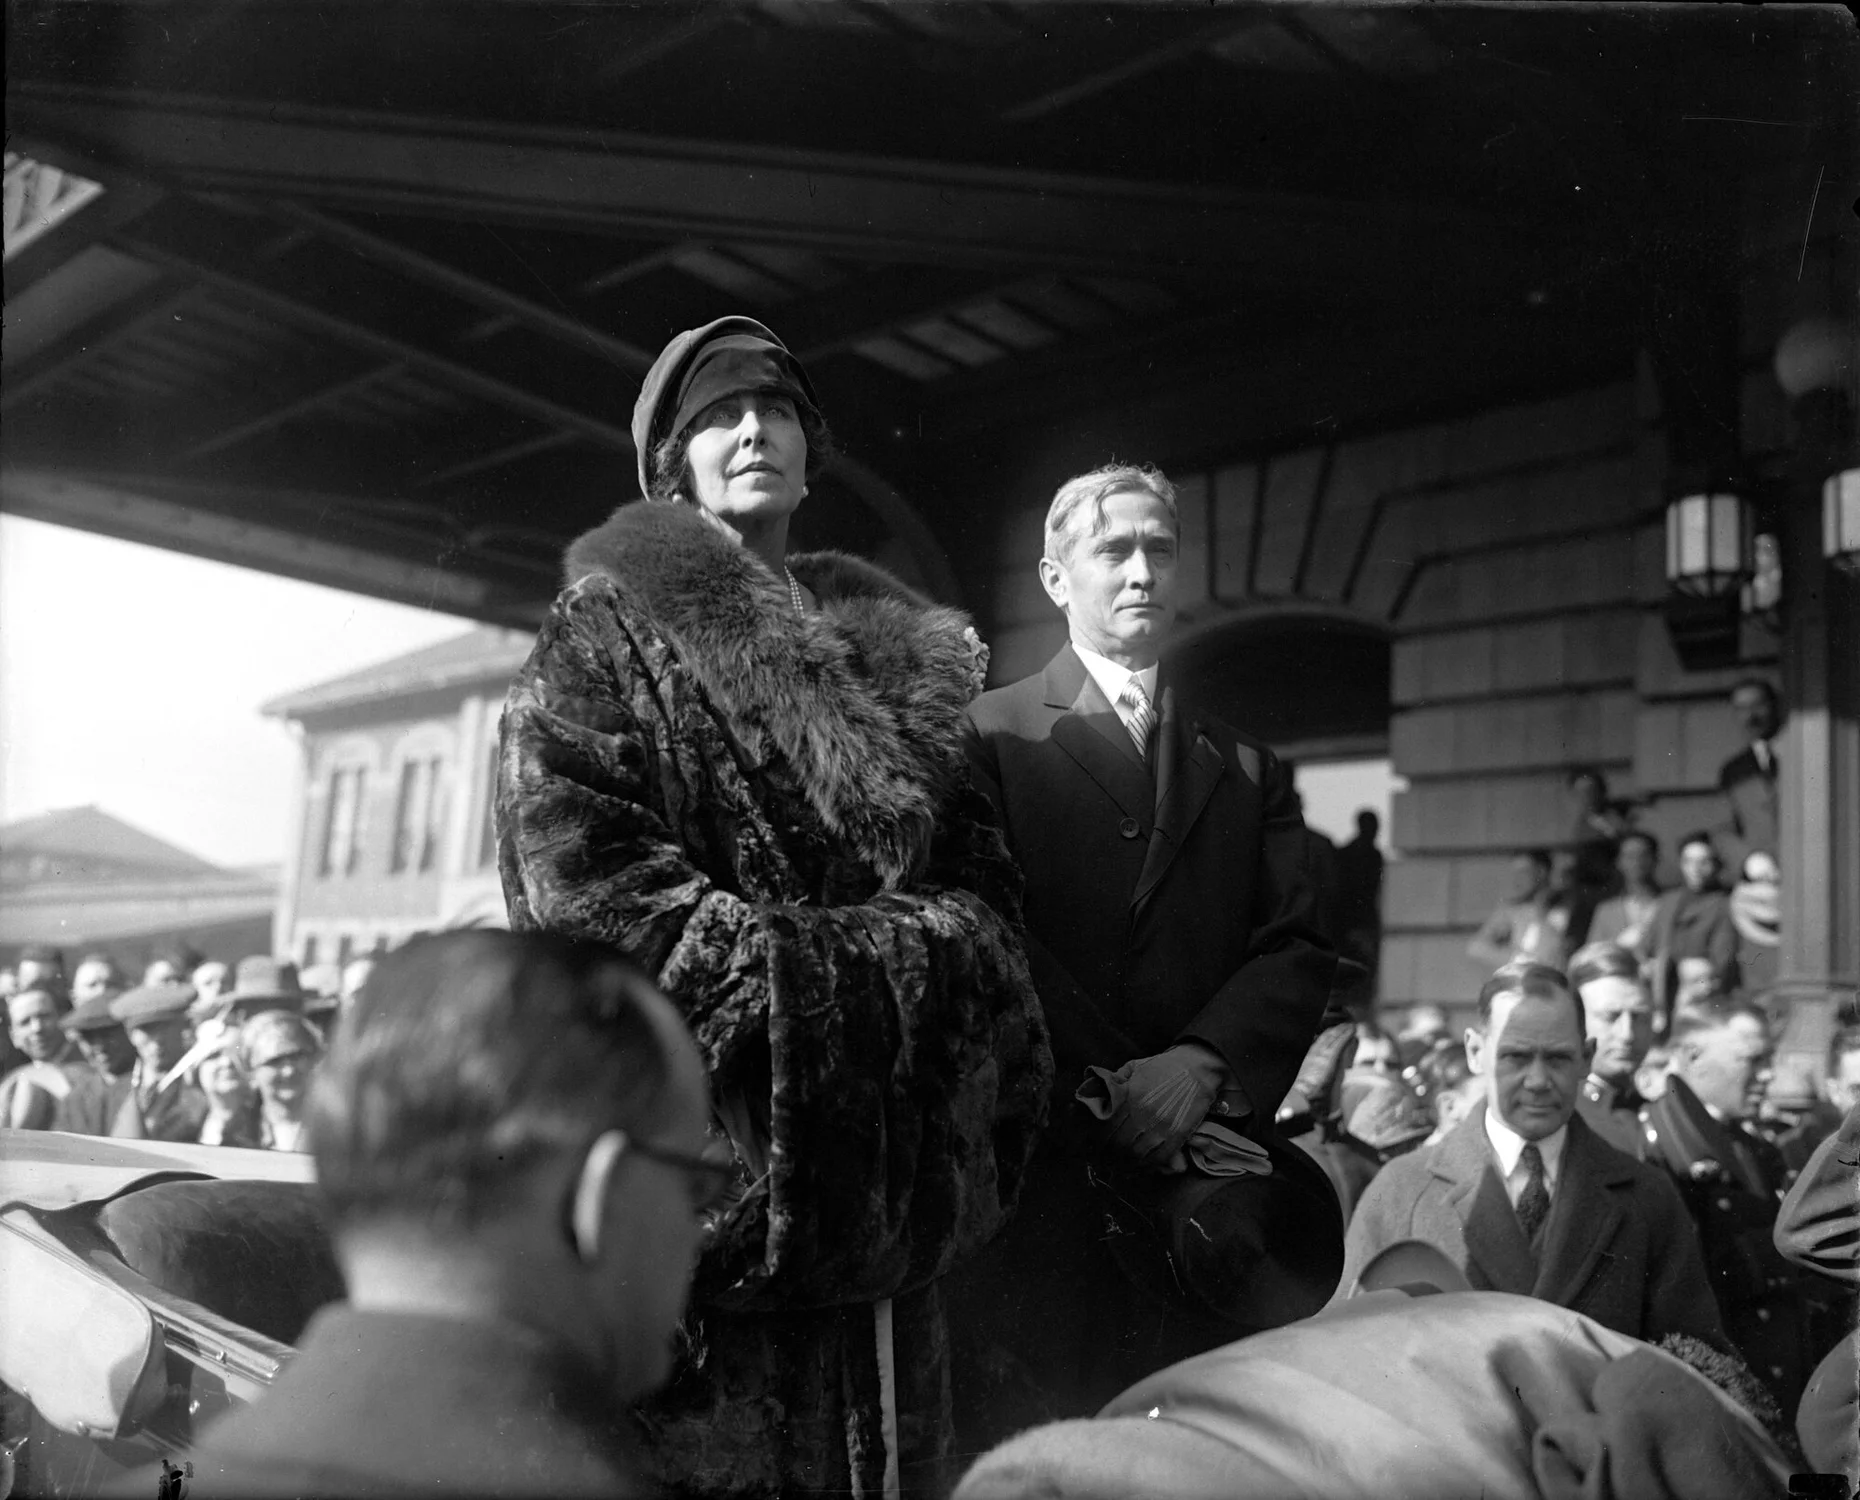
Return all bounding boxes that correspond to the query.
[1042,644,1154,823]
[560,499,983,888]
[1430,1104,1632,1301]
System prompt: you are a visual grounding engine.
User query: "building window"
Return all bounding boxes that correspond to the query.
[318,766,368,878]
[301,934,319,968]
[337,933,354,966]
[391,755,447,874]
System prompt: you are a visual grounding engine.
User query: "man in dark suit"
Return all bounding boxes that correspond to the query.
[949,463,1343,1445]
[126,931,715,1497]
[1642,995,1820,1412]
[1340,962,1725,1348]
[1719,678,1782,865]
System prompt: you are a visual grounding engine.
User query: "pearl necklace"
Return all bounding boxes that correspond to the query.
[784,565,807,614]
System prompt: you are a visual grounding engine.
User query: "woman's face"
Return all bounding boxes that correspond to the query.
[252,1047,314,1115]
[682,391,807,526]
[198,1050,250,1108]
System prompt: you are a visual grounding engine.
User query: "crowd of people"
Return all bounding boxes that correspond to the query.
[3,315,1852,1498]
[0,943,367,1150]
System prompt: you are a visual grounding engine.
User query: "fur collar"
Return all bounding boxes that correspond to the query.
[562,500,983,887]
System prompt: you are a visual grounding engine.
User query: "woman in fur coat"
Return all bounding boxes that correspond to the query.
[495,317,1051,1498]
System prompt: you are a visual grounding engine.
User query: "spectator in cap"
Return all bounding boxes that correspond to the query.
[52,994,138,1136]
[191,1019,263,1149]
[70,953,126,1005]
[241,1011,323,1152]
[224,956,306,1023]
[14,944,66,998]
[143,930,713,1497]
[0,987,83,1129]
[108,983,208,1142]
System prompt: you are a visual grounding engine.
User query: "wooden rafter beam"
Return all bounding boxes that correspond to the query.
[108,209,635,453]
[10,84,1523,279]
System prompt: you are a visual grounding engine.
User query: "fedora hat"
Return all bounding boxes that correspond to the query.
[1095,1131,1346,1334]
[225,956,305,1016]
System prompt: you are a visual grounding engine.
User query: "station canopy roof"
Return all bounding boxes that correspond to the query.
[6,2,1852,623]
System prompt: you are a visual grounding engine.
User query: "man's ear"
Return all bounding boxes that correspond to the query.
[571,1129,628,1265]
[1037,555,1069,612]
[1464,1027,1488,1076]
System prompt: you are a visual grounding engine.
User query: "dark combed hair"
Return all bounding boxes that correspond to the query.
[1474,960,1584,1034]
[647,398,835,504]
[310,930,677,1231]
[1567,941,1643,992]
[1829,1023,1860,1072]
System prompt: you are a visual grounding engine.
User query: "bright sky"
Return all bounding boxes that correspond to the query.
[0,516,474,868]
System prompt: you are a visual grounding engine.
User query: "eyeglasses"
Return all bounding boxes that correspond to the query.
[625,1135,740,1214]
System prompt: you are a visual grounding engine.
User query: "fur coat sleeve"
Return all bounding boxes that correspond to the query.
[495,501,1051,1313]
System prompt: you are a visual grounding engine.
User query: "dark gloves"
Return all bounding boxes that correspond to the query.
[1103,1043,1228,1171]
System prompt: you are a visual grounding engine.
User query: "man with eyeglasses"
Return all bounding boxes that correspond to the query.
[143,929,725,1498]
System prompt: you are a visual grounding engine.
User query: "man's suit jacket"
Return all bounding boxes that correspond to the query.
[1338,1104,1726,1348]
[1718,744,1779,864]
[962,644,1339,1120]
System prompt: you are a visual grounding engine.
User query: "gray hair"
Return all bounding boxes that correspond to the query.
[1042,463,1179,564]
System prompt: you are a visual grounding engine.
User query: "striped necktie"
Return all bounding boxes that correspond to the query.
[1120,678,1157,763]
[1517,1141,1550,1243]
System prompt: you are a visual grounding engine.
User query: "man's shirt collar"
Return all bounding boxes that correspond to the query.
[1484,1104,1568,1187]
[1073,643,1158,712]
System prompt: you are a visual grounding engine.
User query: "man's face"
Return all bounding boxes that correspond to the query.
[1826,1051,1860,1113]
[1505,856,1549,903]
[75,1025,137,1077]
[1468,989,1592,1141]
[71,960,121,1003]
[1039,489,1178,667]
[1617,837,1657,889]
[1678,841,1720,893]
[128,1017,190,1075]
[192,963,231,1002]
[1732,684,1780,742]
[1679,1015,1773,1121]
[8,991,64,1062]
[1579,975,1654,1083]
[1674,957,1721,1008]
[142,959,182,988]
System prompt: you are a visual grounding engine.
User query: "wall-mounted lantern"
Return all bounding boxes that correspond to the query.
[1663,489,1752,669]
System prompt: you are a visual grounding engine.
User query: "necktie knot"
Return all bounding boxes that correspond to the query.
[1120,679,1157,762]
[1517,1141,1550,1243]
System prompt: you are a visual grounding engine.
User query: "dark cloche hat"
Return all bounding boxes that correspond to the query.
[109,982,196,1028]
[630,316,820,496]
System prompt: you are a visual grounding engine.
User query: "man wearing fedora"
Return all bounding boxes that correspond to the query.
[222,955,308,1023]
[948,462,1344,1449]
[52,991,138,1136]
[1338,961,1726,1349]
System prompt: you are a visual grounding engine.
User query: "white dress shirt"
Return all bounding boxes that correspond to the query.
[1483,1107,1567,1209]
[1074,644,1159,743]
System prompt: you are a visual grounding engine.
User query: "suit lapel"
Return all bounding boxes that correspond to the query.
[1532,1116,1629,1307]
[1436,1108,1539,1294]
[1132,679,1225,910]
[1043,647,1153,823]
